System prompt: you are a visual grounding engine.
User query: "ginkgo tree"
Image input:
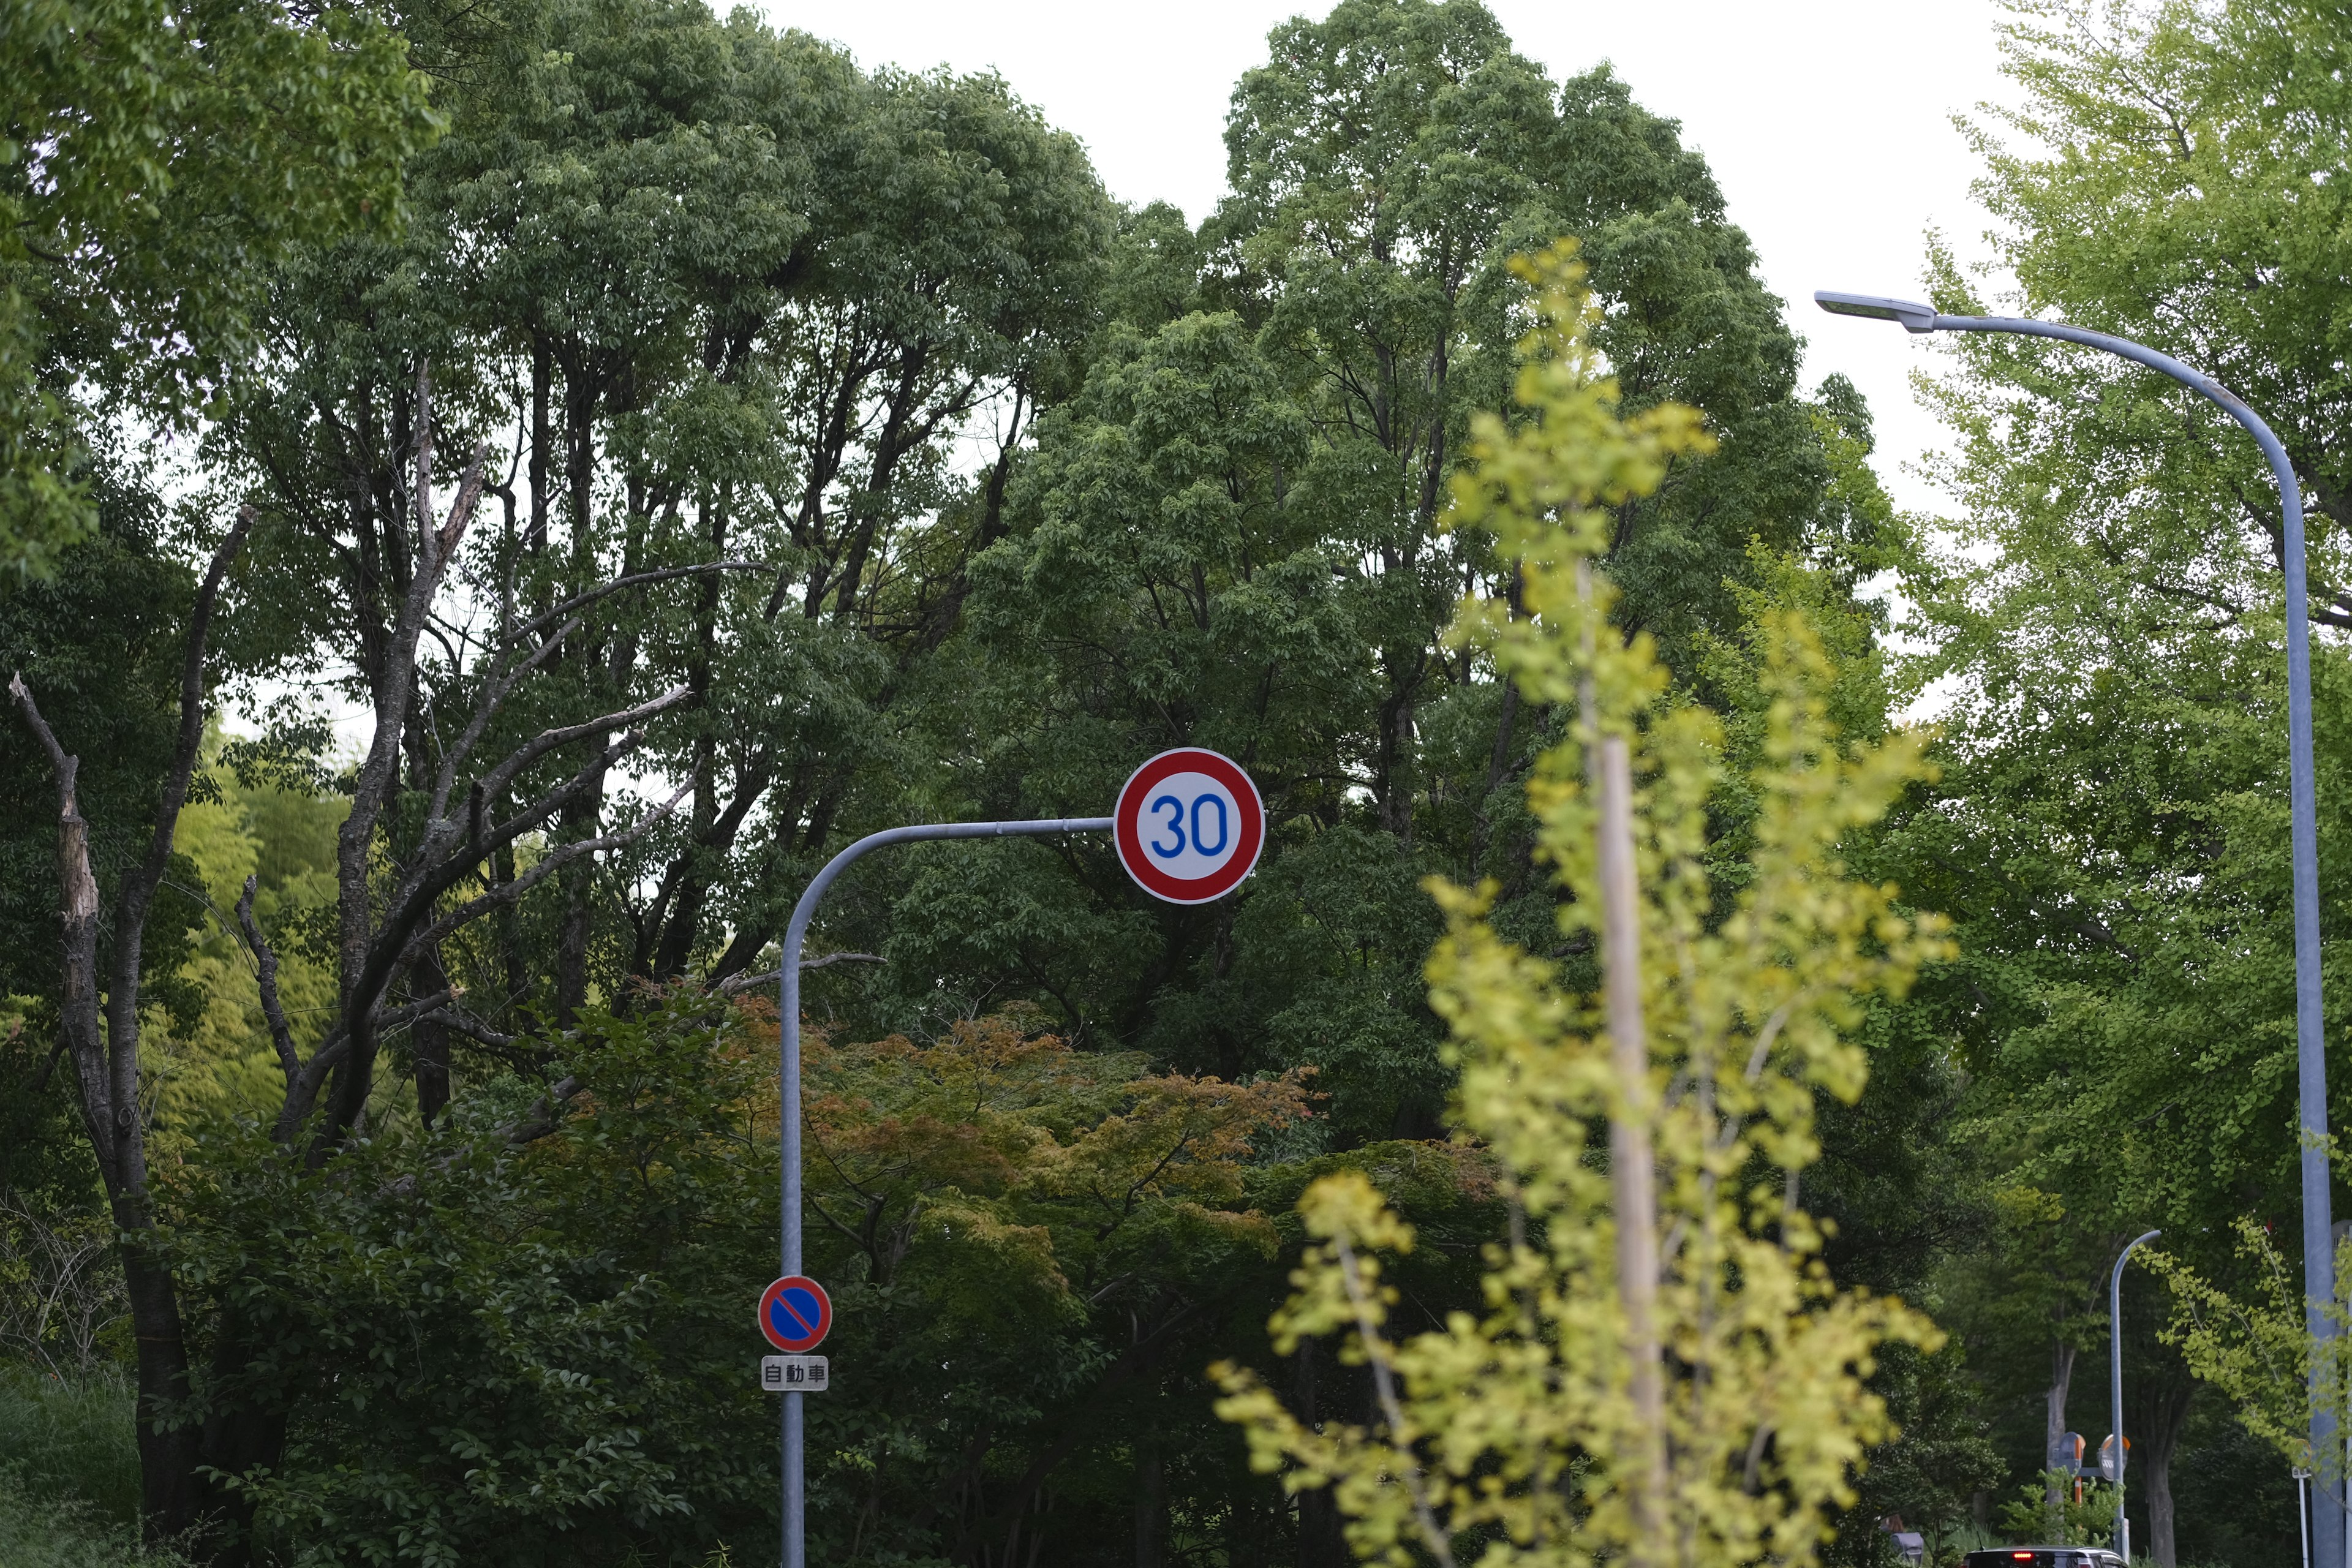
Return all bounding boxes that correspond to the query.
[1215,242,1953,1568]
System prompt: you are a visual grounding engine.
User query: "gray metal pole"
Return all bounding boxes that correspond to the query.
[1921,312,2335,1564]
[1818,293,2336,1566]
[2109,1229,2160,1558]
[776,816,1115,1568]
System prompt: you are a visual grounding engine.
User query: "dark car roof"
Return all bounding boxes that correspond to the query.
[1963,1551,2124,1568]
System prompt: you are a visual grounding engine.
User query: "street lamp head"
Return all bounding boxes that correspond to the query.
[1814,291,1939,334]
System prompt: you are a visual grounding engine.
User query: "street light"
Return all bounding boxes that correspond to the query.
[1817,290,2337,1563]
[775,815,1114,1568]
[2109,1229,2161,1560]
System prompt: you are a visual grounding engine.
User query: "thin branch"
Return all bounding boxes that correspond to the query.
[116,507,255,960]
[382,716,680,977]
[235,876,300,1088]
[500,1076,582,1144]
[715,953,884,996]
[374,989,456,1035]
[1332,1232,1455,1568]
[428,612,582,821]
[396,782,693,972]
[506,562,769,647]
[422,1006,521,1052]
[472,684,692,816]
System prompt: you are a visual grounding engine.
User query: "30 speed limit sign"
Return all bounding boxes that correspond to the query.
[1114,748,1266,904]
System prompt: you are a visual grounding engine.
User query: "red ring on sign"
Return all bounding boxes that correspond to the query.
[1114,748,1266,905]
[758,1275,832,1353]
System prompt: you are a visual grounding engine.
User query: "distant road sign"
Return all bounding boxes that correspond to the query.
[758,1275,832,1354]
[1114,748,1265,905]
[761,1355,830,1392]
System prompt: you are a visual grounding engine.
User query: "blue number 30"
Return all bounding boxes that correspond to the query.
[1148,793,1231,859]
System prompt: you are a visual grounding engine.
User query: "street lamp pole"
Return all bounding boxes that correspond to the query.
[2109,1229,2161,1559]
[775,816,1114,1568]
[1817,290,2335,1564]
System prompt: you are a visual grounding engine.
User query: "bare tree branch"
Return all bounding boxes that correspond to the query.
[715,952,884,997]
[7,675,107,1172]
[374,989,457,1036]
[8,673,72,778]
[507,561,768,648]
[235,876,300,1090]
[376,714,684,997]
[396,782,694,973]
[471,684,692,818]
[425,1006,521,1052]
[501,1076,583,1145]
[427,612,582,822]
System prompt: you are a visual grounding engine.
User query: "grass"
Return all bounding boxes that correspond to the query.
[0,1362,192,1563]
[0,1362,143,1529]
[0,1462,189,1566]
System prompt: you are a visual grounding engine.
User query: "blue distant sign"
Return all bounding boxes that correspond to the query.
[758,1275,831,1354]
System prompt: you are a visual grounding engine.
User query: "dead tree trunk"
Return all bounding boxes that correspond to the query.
[9,510,252,1545]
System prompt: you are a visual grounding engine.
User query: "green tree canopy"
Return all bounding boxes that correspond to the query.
[0,0,435,578]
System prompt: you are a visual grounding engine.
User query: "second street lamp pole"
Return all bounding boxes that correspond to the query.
[1817,290,2336,1564]
[2110,1229,2161,1560]
[775,815,1115,1568]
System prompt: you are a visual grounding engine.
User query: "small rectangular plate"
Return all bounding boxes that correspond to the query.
[760,1354,830,1392]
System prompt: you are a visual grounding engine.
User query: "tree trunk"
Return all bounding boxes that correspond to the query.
[10,511,251,1550]
[2135,1371,2194,1566]
[552,777,605,1026]
[1134,1438,1164,1568]
[1291,1340,1346,1568]
[1596,729,1666,1564]
[2046,1338,2076,1502]
[194,1300,292,1567]
[412,943,453,1125]
[1373,674,1417,842]
[120,1205,198,1536]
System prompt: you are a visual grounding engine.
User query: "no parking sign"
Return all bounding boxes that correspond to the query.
[1113,748,1265,905]
[758,1275,832,1354]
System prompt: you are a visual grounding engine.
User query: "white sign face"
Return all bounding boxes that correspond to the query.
[1113,748,1267,905]
[760,1354,830,1392]
[1134,771,1242,880]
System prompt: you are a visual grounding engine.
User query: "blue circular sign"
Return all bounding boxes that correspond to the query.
[758,1275,832,1353]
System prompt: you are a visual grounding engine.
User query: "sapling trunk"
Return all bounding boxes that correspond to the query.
[1597,729,1668,1560]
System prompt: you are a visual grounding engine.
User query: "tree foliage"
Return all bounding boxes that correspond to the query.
[0,1,1989,1562]
[0,0,434,577]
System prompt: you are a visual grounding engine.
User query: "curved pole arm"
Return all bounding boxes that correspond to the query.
[1924,315,2315,640]
[778,816,1115,1273]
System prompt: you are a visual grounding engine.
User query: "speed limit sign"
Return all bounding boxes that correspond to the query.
[1113,748,1266,904]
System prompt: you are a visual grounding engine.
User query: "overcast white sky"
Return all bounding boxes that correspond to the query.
[754,0,2025,517]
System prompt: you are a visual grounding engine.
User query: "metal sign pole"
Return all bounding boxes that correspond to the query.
[2109,1229,2160,1558]
[777,816,1113,1568]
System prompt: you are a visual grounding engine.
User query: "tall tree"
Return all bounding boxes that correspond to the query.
[0,0,434,578]
[1887,1,2352,1555]
[845,0,1902,1145]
